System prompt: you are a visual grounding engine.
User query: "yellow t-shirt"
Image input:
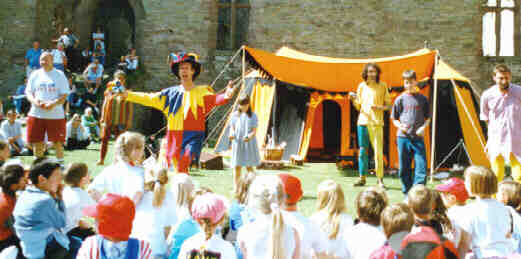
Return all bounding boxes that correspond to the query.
[354,81,391,126]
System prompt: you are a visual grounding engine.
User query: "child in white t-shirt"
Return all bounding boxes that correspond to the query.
[178,193,237,259]
[131,167,177,259]
[497,181,521,254]
[63,162,96,257]
[88,131,145,205]
[460,165,514,258]
[310,180,353,259]
[344,189,388,259]
[237,175,300,259]
[278,173,327,259]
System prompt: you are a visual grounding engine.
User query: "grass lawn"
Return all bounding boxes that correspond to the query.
[16,142,438,217]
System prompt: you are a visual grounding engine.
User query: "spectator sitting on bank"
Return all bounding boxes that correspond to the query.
[65,114,90,150]
[118,56,128,71]
[81,108,100,142]
[51,43,67,72]
[57,27,80,72]
[83,86,99,118]
[92,27,105,53]
[1,110,29,156]
[24,41,42,77]
[92,44,105,66]
[83,58,103,90]
[66,78,84,117]
[81,48,92,70]
[9,77,30,117]
[125,48,138,74]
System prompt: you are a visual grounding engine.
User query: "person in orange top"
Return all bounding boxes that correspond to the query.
[349,63,391,188]
[97,70,133,165]
[122,52,236,173]
[0,164,27,252]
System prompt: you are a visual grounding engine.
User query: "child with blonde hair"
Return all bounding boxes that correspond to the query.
[131,167,177,259]
[237,175,300,259]
[178,193,237,259]
[460,165,514,258]
[310,180,353,259]
[498,181,521,254]
[88,131,145,205]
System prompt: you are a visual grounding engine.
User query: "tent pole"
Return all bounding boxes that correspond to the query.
[242,46,246,92]
[429,51,440,183]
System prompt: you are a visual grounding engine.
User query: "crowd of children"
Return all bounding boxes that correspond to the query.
[0,127,521,259]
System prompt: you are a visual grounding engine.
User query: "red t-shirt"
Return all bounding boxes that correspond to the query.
[0,193,15,241]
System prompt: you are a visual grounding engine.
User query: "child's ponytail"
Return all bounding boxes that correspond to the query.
[269,203,285,259]
[151,168,168,208]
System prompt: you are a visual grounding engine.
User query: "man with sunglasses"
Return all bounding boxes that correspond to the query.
[122,52,236,174]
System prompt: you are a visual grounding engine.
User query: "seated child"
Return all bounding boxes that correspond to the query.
[344,189,388,259]
[63,163,96,257]
[497,181,521,254]
[370,203,415,259]
[310,180,354,259]
[13,159,70,259]
[78,194,152,259]
[407,185,443,235]
[131,168,177,259]
[461,166,514,258]
[178,193,237,259]
[81,108,100,142]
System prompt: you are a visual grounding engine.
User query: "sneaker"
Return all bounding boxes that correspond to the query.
[353,178,366,187]
[377,179,387,190]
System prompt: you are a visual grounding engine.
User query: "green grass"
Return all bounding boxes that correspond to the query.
[17,142,438,217]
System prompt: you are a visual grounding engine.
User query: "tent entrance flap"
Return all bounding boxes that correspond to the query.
[272,83,309,161]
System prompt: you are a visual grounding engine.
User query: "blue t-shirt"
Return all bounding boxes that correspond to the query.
[25,48,42,68]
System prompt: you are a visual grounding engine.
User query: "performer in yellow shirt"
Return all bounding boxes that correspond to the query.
[350,63,391,188]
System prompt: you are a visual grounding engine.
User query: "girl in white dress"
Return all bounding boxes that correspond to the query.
[310,180,353,259]
[237,175,300,259]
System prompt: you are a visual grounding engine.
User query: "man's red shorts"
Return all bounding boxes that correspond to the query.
[26,116,66,143]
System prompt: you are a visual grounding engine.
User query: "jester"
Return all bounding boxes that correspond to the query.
[122,52,235,173]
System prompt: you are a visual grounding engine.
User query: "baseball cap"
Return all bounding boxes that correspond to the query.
[191,193,228,224]
[83,193,136,241]
[435,178,469,203]
[401,226,458,259]
[278,173,303,205]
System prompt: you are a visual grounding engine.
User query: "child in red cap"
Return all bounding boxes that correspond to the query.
[178,193,237,259]
[278,173,328,259]
[77,193,152,259]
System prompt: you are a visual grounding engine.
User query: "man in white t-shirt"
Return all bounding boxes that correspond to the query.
[278,173,328,259]
[25,52,70,162]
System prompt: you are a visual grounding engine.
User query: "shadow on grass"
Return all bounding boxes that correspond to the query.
[301,195,316,201]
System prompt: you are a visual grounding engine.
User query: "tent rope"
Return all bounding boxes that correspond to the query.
[202,79,246,147]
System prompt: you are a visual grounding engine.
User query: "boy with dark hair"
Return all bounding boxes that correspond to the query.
[392,70,431,195]
[13,159,70,259]
[0,164,27,252]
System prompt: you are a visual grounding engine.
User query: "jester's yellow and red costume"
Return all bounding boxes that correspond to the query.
[127,85,228,173]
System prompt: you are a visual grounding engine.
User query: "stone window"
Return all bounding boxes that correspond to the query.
[482,0,519,56]
[217,0,250,50]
